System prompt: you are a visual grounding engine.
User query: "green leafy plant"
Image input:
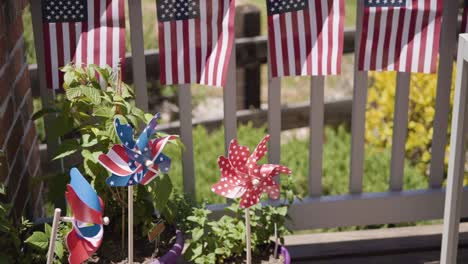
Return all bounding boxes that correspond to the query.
[33,64,183,259]
[183,177,298,264]
[24,223,70,264]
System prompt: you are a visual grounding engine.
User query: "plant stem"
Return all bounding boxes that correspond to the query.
[245,208,252,264]
[274,223,278,259]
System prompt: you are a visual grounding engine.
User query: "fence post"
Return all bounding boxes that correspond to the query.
[235,5,261,110]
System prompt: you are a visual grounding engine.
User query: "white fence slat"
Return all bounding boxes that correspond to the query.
[349,0,368,194]
[429,1,458,188]
[178,85,196,196]
[308,77,324,197]
[440,34,468,264]
[268,77,281,164]
[223,45,237,154]
[389,73,410,191]
[128,0,148,112]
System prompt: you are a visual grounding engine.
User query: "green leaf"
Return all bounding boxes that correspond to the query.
[93,107,114,118]
[52,139,79,160]
[214,247,225,255]
[25,231,49,251]
[81,134,98,148]
[65,87,82,100]
[80,85,101,105]
[151,175,173,213]
[54,240,63,259]
[44,224,52,237]
[191,227,204,242]
[31,107,58,120]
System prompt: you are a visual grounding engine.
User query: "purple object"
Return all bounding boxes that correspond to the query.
[151,230,184,264]
[280,245,291,264]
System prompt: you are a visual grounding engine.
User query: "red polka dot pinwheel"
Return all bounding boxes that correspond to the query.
[211,135,292,208]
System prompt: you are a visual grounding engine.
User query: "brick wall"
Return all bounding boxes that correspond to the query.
[0,0,43,219]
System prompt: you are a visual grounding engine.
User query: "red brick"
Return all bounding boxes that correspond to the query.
[13,66,30,108]
[28,145,40,179]
[7,16,23,51]
[5,116,24,163]
[8,45,25,87]
[0,97,14,147]
[0,69,12,107]
[22,123,36,160]
[0,151,8,182]
[7,147,24,194]
[0,36,7,67]
[0,4,6,37]
[12,172,30,218]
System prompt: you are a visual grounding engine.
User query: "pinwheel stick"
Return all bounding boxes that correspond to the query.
[245,208,252,264]
[128,185,134,264]
[46,208,110,264]
[47,208,62,264]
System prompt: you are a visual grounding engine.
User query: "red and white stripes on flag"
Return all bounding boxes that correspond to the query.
[358,0,442,74]
[157,0,235,87]
[267,0,345,77]
[42,0,125,90]
[461,0,468,33]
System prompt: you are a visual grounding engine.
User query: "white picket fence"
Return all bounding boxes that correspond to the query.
[29,1,468,262]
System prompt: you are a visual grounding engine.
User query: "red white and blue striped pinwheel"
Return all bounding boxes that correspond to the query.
[211,135,292,208]
[65,168,104,264]
[98,113,177,187]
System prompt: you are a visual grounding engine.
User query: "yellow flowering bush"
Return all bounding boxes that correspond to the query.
[365,70,455,174]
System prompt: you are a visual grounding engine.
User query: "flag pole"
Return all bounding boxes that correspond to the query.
[128,185,134,264]
[245,208,252,264]
[46,208,62,264]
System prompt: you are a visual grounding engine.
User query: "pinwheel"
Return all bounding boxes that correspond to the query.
[98,113,176,187]
[97,113,176,263]
[211,135,292,264]
[47,168,109,264]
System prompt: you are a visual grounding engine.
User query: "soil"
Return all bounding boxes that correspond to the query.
[87,225,178,264]
[223,243,286,264]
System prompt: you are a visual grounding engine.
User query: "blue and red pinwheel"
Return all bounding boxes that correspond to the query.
[65,168,104,264]
[98,113,177,186]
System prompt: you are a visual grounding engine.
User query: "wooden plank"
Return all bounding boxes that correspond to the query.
[208,187,468,230]
[349,1,368,194]
[308,77,325,197]
[223,45,237,153]
[286,223,468,261]
[389,73,410,191]
[440,34,468,264]
[178,85,196,197]
[30,0,66,211]
[158,98,352,134]
[429,1,458,188]
[268,78,281,164]
[127,0,148,112]
[296,249,468,264]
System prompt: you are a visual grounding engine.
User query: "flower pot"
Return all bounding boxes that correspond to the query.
[151,229,184,264]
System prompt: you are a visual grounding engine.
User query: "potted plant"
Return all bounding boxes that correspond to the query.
[33,64,186,263]
[183,135,296,263]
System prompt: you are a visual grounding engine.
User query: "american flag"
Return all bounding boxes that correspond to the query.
[267,0,345,77]
[358,0,442,73]
[157,0,235,87]
[461,0,468,33]
[41,0,125,90]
